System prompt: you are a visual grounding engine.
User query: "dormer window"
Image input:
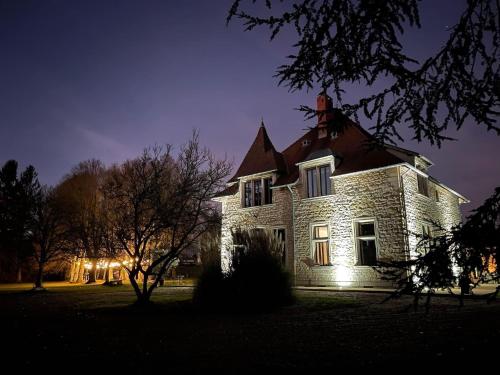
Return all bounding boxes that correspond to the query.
[306,164,331,198]
[243,177,273,207]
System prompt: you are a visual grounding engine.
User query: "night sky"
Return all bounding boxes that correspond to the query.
[1,0,498,215]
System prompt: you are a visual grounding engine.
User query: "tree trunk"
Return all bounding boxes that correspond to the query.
[34,262,45,290]
[16,265,22,283]
[135,292,151,306]
[68,258,77,282]
[69,257,79,282]
[128,271,152,306]
[77,259,85,283]
[86,259,98,283]
[103,267,110,285]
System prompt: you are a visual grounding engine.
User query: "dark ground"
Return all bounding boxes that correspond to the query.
[1,283,499,372]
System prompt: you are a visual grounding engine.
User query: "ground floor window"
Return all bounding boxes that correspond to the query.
[273,228,286,264]
[312,224,330,265]
[355,220,378,266]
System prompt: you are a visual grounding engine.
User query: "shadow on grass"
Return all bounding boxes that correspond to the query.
[293,295,363,312]
[87,292,363,320]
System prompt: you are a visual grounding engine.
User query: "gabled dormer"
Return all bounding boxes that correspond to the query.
[297,149,335,199]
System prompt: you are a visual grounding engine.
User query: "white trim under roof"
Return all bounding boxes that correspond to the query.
[295,155,334,168]
[330,163,406,179]
[331,162,469,203]
[236,169,278,180]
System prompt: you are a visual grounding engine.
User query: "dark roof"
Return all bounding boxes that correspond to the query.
[228,123,286,183]
[272,116,404,186]
[217,94,414,197]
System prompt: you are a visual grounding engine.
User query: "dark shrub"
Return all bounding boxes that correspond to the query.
[229,248,294,311]
[193,228,294,312]
[192,262,227,310]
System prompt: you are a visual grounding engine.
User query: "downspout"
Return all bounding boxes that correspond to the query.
[286,184,297,286]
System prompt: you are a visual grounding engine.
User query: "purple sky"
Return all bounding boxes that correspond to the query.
[1,0,498,216]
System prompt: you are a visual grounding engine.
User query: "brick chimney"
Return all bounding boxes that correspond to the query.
[317,92,334,139]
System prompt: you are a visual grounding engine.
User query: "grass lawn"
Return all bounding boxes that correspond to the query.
[2,282,499,370]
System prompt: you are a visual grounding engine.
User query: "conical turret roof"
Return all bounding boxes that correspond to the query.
[228,122,286,182]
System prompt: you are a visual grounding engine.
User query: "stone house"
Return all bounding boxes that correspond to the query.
[214,93,468,287]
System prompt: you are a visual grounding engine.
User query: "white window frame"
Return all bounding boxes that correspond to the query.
[297,155,335,200]
[240,173,274,208]
[310,222,331,266]
[353,218,379,267]
[305,164,332,198]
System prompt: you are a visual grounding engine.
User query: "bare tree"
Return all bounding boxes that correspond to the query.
[58,160,108,283]
[31,186,68,290]
[228,0,499,145]
[103,133,231,305]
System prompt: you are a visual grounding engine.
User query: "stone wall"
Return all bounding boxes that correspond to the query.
[218,165,463,288]
[219,185,294,272]
[400,166,462,258]
[293,167,405,287]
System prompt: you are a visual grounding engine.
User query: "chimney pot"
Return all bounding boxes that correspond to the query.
[316,92,334,139]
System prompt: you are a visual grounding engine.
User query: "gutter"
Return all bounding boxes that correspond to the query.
[286,184,297,287]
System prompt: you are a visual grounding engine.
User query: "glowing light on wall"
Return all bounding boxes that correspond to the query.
[334,264,353,287]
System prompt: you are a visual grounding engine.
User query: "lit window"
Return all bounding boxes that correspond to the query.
[355,221,377,266]
[417,175,429,196]
[312,224,330,265]
[306,164,331,198]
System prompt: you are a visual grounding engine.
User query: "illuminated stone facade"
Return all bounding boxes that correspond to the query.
[215,94,467,288]
[217,163,465,288]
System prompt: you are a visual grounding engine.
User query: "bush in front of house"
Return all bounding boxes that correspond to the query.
[193,228,294,312]
[192,262,227,310]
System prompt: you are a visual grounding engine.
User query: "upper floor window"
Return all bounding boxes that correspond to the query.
[417,174,429,197]
[264,178,273,204]
[243,177,273,207]
[355,220,377,266]
[312,224,330,265]
[306,164,331,198]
